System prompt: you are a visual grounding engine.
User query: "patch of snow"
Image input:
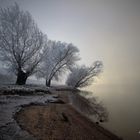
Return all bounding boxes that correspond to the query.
[0,94,57,140]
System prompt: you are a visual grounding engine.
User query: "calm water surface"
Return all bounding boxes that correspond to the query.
[89,84,140,140]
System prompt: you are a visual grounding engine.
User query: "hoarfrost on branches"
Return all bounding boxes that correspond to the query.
[0,3,47,85]
[66,61,103,88]
[37,40,80,86]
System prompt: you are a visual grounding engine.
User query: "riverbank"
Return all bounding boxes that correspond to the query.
[16,102,121,140]
[0,85,122,140]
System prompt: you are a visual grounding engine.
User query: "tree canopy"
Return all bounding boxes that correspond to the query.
[0,3,47,85]
[66,61,103,88]
[0,3,103,87]
[36,40,80,86]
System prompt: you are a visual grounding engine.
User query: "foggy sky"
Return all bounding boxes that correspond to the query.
[0,0,140,86]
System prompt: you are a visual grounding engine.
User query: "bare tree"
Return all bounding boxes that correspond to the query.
[37,40,80,87]
[0,3,47,85]
[66,61,103,88]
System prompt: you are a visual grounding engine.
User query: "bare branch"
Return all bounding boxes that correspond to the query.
[36,40,79,86]
[66,61,103,88]
[0,3,47,84]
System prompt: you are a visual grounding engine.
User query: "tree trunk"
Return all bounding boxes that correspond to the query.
[46,79,51,87]
[16,70,28,85]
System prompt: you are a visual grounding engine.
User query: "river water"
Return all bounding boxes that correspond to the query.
[88,84,140,140]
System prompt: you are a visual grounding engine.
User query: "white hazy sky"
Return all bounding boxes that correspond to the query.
[1,0,140,86]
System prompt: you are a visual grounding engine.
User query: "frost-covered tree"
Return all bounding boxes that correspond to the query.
[37,40,80,87]
[66,61,103,88]
[0,3,47,85]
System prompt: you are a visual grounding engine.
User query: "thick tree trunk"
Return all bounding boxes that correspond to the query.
[16,70,28,85]
[46,79,51,87]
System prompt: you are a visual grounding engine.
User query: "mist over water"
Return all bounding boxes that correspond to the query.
[0,1,140,139]
[88,83,140,140]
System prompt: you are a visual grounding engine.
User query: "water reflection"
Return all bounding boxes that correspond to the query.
[69,91,108,123]
[90,84,140,140]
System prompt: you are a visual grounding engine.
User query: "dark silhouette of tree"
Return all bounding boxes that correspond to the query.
[0,3,47,85]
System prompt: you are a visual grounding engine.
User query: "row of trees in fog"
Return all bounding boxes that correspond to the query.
[0,3,103,88]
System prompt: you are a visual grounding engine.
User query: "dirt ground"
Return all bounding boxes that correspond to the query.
[16,102,121,140]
